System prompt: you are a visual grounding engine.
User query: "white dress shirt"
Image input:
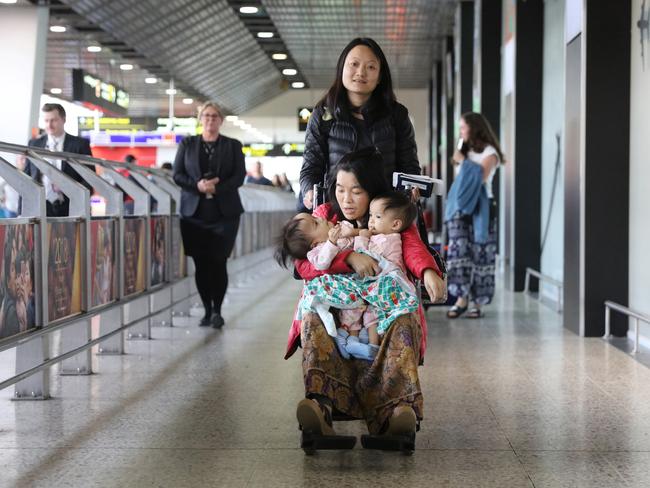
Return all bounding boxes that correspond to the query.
[43,134,66,203]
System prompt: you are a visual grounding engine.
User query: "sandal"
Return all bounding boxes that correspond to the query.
[297,398,336,436]
[446,305,468,319]
[385,405,417,436]
[467,307,484,319]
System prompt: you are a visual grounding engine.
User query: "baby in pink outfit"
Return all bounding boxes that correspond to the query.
[276,191,418,360]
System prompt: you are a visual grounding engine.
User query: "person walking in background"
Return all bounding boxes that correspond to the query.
[25,103,92,217]
[245,161,273,186]
[444,112,504,319]
[173,101,246,328]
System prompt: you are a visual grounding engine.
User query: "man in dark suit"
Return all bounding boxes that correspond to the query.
[25,103,93,217]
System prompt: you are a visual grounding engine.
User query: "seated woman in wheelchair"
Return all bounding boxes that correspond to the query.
[281,147,446,444]
[279,191,421,362]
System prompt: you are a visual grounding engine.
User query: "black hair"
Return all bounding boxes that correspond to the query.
[274,216,312,268]
[460,112,505,163]
[41,103,66,119]
[327,147,390,227]
[124,154,137,164]
[317,38,396,120]
[372,191,417,232]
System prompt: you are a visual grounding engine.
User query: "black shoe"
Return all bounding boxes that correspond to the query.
[211,312,225,329]
[199,315,212,327]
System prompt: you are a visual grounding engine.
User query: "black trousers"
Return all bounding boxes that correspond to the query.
[180,217,240,316]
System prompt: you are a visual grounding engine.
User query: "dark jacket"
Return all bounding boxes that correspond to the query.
[299,102,420,197]
[172,134,246,219]
[26,132,93,217]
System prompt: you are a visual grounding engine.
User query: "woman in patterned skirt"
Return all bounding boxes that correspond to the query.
[445,112,504,319]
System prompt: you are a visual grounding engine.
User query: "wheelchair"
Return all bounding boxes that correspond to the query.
[298,174,447,455]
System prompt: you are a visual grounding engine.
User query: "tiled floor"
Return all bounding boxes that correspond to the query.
[1,264,649,487]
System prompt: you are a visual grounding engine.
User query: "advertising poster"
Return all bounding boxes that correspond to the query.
[47,222,82,322]
[90,219,118,307]
[170,216,186,280]
[150,216,167,286]
[123,218,146,296]
[0,224,36,340]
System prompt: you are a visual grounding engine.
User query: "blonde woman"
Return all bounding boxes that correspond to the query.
[173,102,246,328]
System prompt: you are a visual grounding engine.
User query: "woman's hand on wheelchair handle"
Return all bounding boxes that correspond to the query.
[423,268,448,304]
[345,252,379,278]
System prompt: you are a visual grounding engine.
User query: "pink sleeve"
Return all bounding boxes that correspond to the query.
[307,241,340,271]
[295,250,353,280]
[354,235,369,251]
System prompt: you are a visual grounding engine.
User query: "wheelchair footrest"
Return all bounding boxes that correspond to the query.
[360,432,416,453]
[301,431,357,453]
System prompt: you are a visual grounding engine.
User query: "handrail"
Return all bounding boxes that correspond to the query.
[0,284,198,396]
[524,267,563,312]
[0,275,185,354]
[604,301,650,354]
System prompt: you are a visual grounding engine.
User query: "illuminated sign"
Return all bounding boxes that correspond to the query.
[78,116,199,133]
[242,143,305,157]
[72,69,130,115]
[298,107,313,131]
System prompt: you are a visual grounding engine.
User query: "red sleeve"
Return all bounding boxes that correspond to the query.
[295,249,353,280]
[401,224,442,279]
[312,203,332,219]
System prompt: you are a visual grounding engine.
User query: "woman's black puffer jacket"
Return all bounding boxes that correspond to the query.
[299,102,420,198]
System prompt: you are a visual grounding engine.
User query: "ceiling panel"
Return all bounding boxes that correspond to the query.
[45,0,457,117]
[264,0,457,88]
[61,0,284,114]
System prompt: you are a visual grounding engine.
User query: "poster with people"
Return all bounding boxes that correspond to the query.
[150,216,167,286]
[170,216,186,280]
[90,219,117,308]
[47,221,82,322]
[0,224,36,340]
[123,217,146,296]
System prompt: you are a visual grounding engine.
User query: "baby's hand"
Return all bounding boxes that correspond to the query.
[328,225,341,243]
[358,229,372,239]
[338,225,358,238]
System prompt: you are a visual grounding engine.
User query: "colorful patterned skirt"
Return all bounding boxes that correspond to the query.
[445,211,497,305]
[301,312,423,435]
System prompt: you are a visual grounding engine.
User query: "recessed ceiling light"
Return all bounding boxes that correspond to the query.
[241,124,252,131]
[50,88,63,95]
[257,32,274,38]
[145,77,158,84]
[239,6,258,14]
[282,68,297,76]
[225,115,238,122]
[291,82,305,89]
[165,88,177,95]
[0,1,18,4]
[49,25,66,33]
[119,64,133,70]
[182,98,193,104]
[87,45,102,52]
[272,53,288,60]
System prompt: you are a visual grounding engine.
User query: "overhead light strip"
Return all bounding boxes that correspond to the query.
[227,0,308,90]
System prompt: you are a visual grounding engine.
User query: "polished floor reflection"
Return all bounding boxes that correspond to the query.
[1,264,649,487]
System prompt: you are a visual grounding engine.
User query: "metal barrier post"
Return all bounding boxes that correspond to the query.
[634,317,640,354]
[96,307,123,354]
[24,151,95,377]
[604,305,611,338]
[0,153,49,399]
[98,163,151,340]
